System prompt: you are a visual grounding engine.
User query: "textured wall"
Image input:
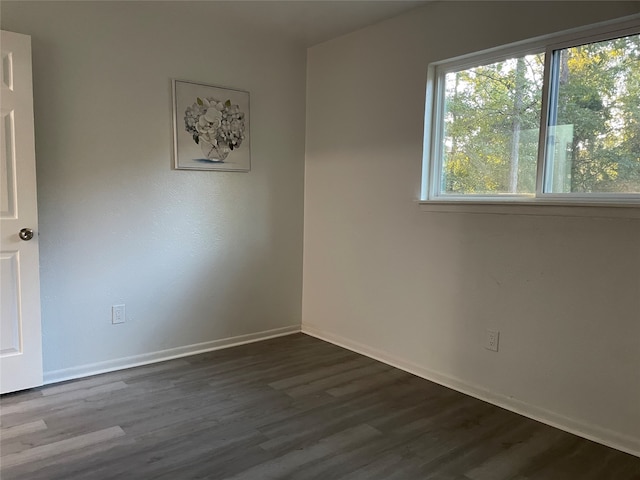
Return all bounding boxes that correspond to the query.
[303,2,640,453]
[1,1,306,374]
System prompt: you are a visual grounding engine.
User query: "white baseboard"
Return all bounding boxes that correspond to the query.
[44,325,300,385]
[301,323,640,458]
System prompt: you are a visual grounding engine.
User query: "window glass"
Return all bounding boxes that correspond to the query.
[441,53,545,195]
[424,19,640,203]
[546,33,640,194]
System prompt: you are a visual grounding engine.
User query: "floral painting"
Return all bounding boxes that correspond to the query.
[172,80,250,171]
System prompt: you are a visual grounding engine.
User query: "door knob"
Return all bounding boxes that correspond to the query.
[19,228,34,241]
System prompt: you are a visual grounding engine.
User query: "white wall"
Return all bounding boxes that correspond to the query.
[1,2,306,378]
[303,1,640,454]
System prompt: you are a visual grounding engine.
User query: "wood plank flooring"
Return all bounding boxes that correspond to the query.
[1,333,639,479]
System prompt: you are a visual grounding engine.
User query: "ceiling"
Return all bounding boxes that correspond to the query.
[182,1,432,47]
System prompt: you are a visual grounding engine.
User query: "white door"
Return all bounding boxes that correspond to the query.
[0,30,43,394]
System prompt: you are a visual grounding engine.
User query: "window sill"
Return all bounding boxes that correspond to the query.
[418,200,640,219]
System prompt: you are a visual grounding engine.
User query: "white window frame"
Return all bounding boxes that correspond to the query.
[422,14,640,207]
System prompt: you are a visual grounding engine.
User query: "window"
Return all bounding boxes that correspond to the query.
[422,17,640,204]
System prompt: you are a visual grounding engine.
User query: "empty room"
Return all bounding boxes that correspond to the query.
[1,1,639,478]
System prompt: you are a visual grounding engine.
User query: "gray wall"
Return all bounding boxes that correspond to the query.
[1,1,306,377]
[303,1,640,454]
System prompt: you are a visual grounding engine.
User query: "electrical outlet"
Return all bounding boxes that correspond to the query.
[485,329,499,352]
[112,304,125,324]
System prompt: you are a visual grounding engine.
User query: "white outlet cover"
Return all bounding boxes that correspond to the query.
[486,330,499,352]
[112,304,125,324]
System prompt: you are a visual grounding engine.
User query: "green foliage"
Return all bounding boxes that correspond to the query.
[555,35,640,193]
[443,54,544,194]
[442,34,640,194]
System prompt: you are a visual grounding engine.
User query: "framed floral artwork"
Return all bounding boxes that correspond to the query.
[172,79,250,172]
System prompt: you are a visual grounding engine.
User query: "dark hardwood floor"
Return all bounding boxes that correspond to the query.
[1,333,639,479]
